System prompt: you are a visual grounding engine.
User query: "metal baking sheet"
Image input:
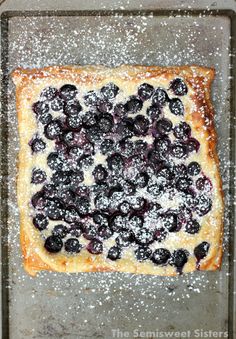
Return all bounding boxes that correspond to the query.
[0,1,235,338]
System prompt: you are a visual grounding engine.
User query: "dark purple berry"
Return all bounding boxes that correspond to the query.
[185,219,200,234]
[44,235,63,253]
[33,214,48,231]
[152,88,169,107]
[173,164,187,177]
[43,184,57,199]
[119,201,131,214]
[114,103,127,118]
[40,87,58,101]
[64,100,82,115]
[100,139,114,155]
[30,138,46,153]
[92,165,108,184]
[135,228,154,245]
[31,191,46,210]
[107,246,121,260]
[116,118,134,139]
[59,84,77,101]
[98,113,114,133]
[82,112,97,128]
[176,177,193,192]
[33,101,49,115]
[186,137,200,153]
[64,206,80,223]
[124,96,143,113]
[84,90,98,106]
[147,105,162,121]
[70,170,84,187]
[170,78,188,96]
[154,137,171,155]
[87,239,103,254]
[51,97,64,111]
[65,238,82,253]
[195,195,212,216]
[169,98,184,115]
[159,213,178,232]
[133,115,149,136]
[128,215,144,231]
[97,99,112,113]
[93,212,108,226]
[44,119,63,140]
[188,162,201,176]
[52,224,68,238]
[194,242,210,261]
[94,193,110,211]
[116,229,134,247]
[134,140,148,154]
[135,246,152,261]
[154,228,168,242]
[173,122,191,140]
[31,168,47,184]
[101,83,119,100]
[107,153,124,172]
[147,183,164,197]
[69,222,83,237]
[135,172,149,188]
[66,115,82,131]
[156,118,172,134]
[47,152,63,171]
[152,248,171,265]
[171,143,187,159]
[37,112,53,125]
[157,166,173,180]
[170,249,189,269]
[45,199,64,220]
[83,224,98,240]
[51,171,71,185]
[86,126,103,143]
[76,197,90,216]
[109,214,126,232]
[138,83,154,100]
[58,189,76,205]
[97,225,113,240]
[117,139,135,157]
[196,177,212,192]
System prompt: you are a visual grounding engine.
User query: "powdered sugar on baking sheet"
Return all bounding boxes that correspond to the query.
[2,8,233,338]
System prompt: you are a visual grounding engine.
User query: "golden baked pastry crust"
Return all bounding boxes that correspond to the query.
[11,65,224,276]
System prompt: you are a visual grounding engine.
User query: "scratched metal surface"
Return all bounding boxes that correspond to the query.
[0,2,235,339]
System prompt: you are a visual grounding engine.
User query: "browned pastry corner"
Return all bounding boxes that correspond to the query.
[12,65,224,276]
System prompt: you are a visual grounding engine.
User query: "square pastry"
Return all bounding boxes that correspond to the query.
[12,65,224,276]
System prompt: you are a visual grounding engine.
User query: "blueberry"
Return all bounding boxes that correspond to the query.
[31,168,47,184]
[169,98,184,116]
[170,249,189,269]
[107,246,121,260]
[159,213,178,232]
[69,222,83,237]
[107,153,124,173]
[65,238,82,253]
[133,115,149,136]
[134,140,148,154]
[43,184,57,199]
[147,149,161,166]
[116,229,134,247]
[116,118,134,139]
[170,78,188,96]
[154,137,171,155]
[44,119,63,140]
[195,195,212,216]
[188,162,201,176]
[97,99,112,113]
[152,248,171,265]
[33,101,49,115]
[93,212,108,226]
[94,193,110,211]
[124,96,143,113]
[119,201,131,214]
[86,126,103,143]
[64,100,82,115]
[181,190,196,209]
[58,189,76,206]
[33,214,48,231]
[66,115,82,131]
[130,197,146,211]
[70,170,84,186]
[31,191,46,210]
[98,113,114,133]
[87,239,103,254]
[154,227,168,242]
[186,138,200,153]
[92,165,108,184]
[147,183,164,197]
[30,138,46,153]
[47,152,63,171]
[83,224,98,240]
[40,87,58,101]
[82,112,97,128]
[45,199,64,220]
[37,112,53,125]
[114,103,128,118]
[152,88,169,107]
[138,83,154,101]
[196,177,212,192]
[97,225,113,240]
[156,118,173,134]
[135,172,149,188]
[101,82,119,100]
[157,166,173,180]
[76,197,90,216]
[171,143,187,159]
[51,97,64,111]
[173,163,187,178]
[64,206,80,223]
[117,139,135,157]
[84,90,99,106]
[135,228,154,245]
[100,139,114,155]
[123,180,136,195]
[135,246,152,261]
[194,242,210,261]
[128,215,144,231]
[147,105,162,121]
[59,84,77,101]
[185,219,200,234]
[148,203,162,219]
[109,214,126,232]
[52,171,71,185]
[176,177,193,192]
[52,224,68,238]
[173,122,191,140]
[44,235,63,253]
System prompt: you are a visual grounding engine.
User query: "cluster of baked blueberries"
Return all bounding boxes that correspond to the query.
[30,78,212,271]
